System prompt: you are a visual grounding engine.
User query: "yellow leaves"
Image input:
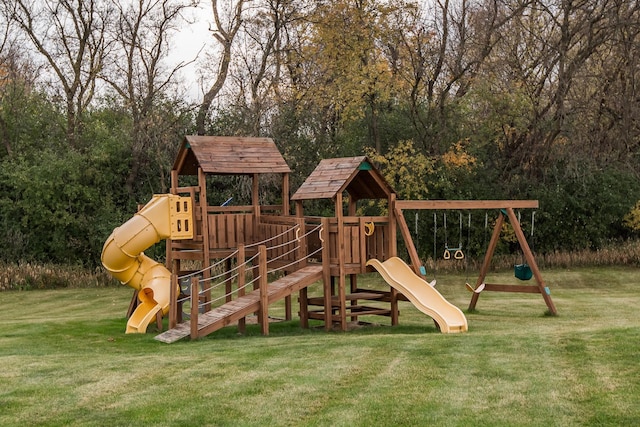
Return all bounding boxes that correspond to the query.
[301,0,399,123]
[367,137,481,201]
[501,221,518,243]
[623,200,640,232]
[366,139,434,200]
[442,139,477,171]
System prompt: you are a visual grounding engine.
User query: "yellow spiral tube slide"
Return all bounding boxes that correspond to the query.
[101,194,193,333]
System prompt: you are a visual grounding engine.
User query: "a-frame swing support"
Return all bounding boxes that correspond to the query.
[394,200,557,316]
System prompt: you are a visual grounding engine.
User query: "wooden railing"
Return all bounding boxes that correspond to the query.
[305,216,391,274]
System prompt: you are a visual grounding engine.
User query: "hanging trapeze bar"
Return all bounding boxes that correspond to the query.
[443,212,465,260]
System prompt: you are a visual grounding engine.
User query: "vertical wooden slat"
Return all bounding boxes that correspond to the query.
[236,215,245,244]
[359,218,367,271]
[344,226,353,264]
[226,214,235,247]
[217,215,227,248]
[282,173,290,216]
[351,224,360,266]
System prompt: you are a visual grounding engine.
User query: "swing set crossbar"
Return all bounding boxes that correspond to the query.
[396,200,539,210]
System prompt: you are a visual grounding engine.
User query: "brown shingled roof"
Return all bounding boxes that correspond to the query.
[291,156,395,201]
[172,136,291,175]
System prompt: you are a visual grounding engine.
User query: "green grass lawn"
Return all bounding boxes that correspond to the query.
[1,267,639,426]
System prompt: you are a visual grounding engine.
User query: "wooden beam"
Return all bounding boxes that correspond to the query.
[198,167,212,312]
[482,283,541,293]
[321,218,332,332]
[395,200,539,210]
[388,193,397,258]
[258,245,269,335]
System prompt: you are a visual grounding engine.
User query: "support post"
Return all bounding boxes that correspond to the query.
[198,167,211,312]
[190,277,199,339]
[336,193,347,331]
[169,259,178,329]
[258,245,269,335]
[237,244,246,334]
[321,218,332,331]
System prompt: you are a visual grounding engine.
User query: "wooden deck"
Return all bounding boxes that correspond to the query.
[155,265,323,343]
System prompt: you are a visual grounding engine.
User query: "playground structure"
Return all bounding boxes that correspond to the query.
[101,136,556,342]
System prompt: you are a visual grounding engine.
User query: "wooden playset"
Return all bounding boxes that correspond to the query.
[101,136,556,343]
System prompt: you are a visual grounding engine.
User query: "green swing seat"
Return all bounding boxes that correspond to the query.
[514,263,533,280]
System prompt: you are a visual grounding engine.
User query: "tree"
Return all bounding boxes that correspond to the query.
[228,0,300,135]
[196,0,247,135]
[3,0,110,148]
[103,0,199,196]
[0,17,44,159]
[300,0,399,153]
[476,0,623,178]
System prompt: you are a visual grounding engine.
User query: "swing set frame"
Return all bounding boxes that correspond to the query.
[394,200,557,316]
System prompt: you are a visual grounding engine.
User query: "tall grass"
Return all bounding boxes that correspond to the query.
[1,240,639,291]
[0,261,116,291]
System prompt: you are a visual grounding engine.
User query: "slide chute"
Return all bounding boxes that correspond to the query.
[101,194,193,333]
[367,257,467,333]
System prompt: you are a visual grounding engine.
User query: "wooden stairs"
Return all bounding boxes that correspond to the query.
[155,265,323,343]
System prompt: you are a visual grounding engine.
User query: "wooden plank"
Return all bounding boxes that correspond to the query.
[170,251,204,260]
[344,226,353,264]
[226,214,236,247]
[307,292,386,306]
[482,283,541,293]
[312,309,392,322]
[350,225,360,265]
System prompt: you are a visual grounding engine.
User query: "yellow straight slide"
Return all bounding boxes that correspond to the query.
[366,257,468,333]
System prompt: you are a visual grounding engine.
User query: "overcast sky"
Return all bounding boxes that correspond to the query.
[170,0,214,101]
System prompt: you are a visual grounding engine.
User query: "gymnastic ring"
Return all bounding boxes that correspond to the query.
[443,249,451,260]
[364,222,375,236]
[454,249,465,260]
